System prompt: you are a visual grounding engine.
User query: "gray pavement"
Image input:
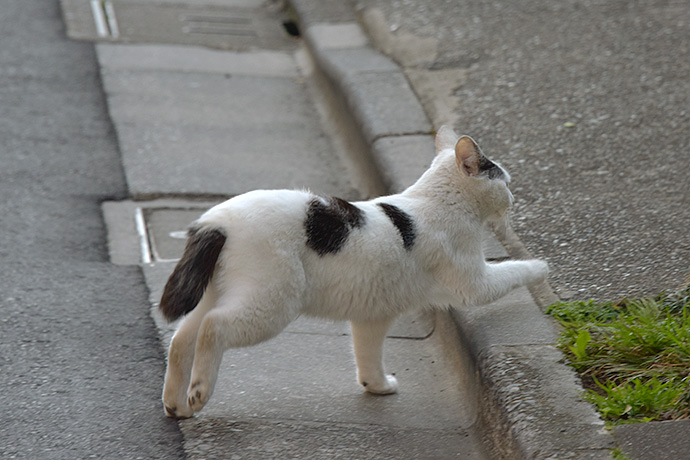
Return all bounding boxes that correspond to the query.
[0,1,184,458]
[4,0,686,459]
[97,43,356,199]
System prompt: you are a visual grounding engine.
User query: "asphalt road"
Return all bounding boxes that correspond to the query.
[0,2,184,458]
[360,0,690,302]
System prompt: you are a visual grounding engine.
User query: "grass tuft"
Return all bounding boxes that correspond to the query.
[612,447,633,460]
[547,282,690,424]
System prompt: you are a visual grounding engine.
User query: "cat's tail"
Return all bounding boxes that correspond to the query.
[159,225,227,322]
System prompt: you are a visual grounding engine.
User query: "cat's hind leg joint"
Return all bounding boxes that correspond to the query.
[186,282,304,414]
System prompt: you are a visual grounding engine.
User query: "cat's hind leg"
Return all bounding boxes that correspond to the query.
[350,317,398,395]
[162,286,218,419]
[186,277,304,414]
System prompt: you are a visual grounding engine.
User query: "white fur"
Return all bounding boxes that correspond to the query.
[162,126,548,418]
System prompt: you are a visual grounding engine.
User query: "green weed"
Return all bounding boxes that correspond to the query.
[569,329,591,361]
[547,283,690,424]
[611,448,632,460]
[585,377,685,423]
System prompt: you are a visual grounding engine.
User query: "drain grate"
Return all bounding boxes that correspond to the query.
[61,0,296,50]
[181,14,256,37]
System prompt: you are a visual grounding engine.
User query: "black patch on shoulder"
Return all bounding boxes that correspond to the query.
[378,203,416,250]
[478,156,505,180]
[305,196,364,256]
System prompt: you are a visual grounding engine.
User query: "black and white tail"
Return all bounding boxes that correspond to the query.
[159,226,226,322]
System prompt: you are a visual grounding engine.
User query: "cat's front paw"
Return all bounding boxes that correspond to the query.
[528,259,549,285]
[361,374,398,395]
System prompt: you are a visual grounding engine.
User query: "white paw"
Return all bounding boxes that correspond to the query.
[529,259,549,285]
[362,374,398,395]
[163,383,195,419]
[163,400,194,419]
[187,380,211,413]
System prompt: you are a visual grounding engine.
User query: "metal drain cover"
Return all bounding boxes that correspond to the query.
[60,0,296,50]
[143,207,206,261]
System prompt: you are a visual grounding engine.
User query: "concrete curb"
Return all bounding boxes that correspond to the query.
[289,1,616,458]
[290,0,433,196]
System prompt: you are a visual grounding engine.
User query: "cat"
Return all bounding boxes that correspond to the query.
[159,126,549,418]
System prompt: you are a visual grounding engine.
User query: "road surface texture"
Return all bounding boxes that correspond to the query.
[358,0,689,302]
[0,1,185,458]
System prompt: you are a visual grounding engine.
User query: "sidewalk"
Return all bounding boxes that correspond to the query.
[61,0,686,458]
[85,0,486,458]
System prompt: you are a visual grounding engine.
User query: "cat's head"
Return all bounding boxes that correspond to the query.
[429,126,513,222]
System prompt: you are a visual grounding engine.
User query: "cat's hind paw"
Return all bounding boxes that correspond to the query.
[187,380,211,413]
[362,374,398,395]
[163,402,194,419]
[162,384,195,419]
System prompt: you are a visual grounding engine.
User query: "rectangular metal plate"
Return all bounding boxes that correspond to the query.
[60,0,295,50]
[144,207,205,261]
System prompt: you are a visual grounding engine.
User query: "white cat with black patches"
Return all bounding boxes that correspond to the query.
[159,126,548,418]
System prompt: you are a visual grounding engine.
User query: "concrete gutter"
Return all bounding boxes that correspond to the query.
[289,0,616,458]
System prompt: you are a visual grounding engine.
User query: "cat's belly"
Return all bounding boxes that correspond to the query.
[301,272,434,322]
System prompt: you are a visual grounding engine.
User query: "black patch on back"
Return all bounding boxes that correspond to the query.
[378,203,416,251]
[159,226,226,322]
[305,196,364,256]
[478,156,505,180]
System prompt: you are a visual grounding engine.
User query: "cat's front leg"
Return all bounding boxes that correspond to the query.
[466,259,549,306]
[524,259,549,286]
[350,318,398,395]
[494,259,548,285]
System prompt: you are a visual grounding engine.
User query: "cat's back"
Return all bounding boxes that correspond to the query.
[197,189,312,229]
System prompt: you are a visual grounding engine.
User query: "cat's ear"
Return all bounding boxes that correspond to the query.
[435,125,459,154]
[455,136,482,177]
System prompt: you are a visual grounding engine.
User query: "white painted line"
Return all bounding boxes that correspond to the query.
[134,207,152,264]
[157,258,182,263]
[103,1,120,39]
[90,0,109,38]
